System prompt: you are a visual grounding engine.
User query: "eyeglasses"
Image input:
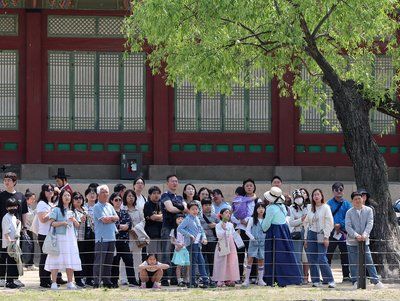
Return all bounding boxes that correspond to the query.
[73,196,83,200]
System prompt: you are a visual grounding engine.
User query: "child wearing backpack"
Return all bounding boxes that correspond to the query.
[243,202,267,286]
[212,208,240,287]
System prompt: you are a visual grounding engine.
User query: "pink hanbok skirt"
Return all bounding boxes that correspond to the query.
[212,235,240,282]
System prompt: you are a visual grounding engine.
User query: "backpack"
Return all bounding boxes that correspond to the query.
[232,196,254,220]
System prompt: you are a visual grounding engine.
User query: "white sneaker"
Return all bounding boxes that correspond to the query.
[67,282,77,290]
[352,282,358,289]
[258,278,266,286]
[374,282,384,289]
[312,282,322,287]
[242,279,250,287]
[51,282,59,290]
[14,279,25,287]
[328,281,336,288]
[0,279,5,287]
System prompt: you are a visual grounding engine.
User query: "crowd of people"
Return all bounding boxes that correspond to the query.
[0,169,386,290]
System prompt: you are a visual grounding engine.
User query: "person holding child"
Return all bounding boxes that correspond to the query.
[212,208,240,287]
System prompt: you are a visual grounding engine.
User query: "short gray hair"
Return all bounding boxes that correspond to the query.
[97,184,109,194]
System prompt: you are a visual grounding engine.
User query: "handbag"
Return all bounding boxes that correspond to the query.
[291,231,302,240]
[20,232,34,264]
[42,227,59,256]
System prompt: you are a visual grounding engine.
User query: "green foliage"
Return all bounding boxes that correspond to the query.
[124,0,400,110]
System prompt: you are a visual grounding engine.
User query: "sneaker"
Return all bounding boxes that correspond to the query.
[56,278,67,285]
[67,282,77,290]
[352,282,358,289]
[242,279,250,287]
[225,281,235,287]
[51,282,59,290]
[342,277,352,282]
[152,282,161,289]
[170,278,178,286]
[13,279,25,287]
[160,279,169,286]
[258,278,267,286]
[0,279,5,287]
[374,282,384,289]
[40,282,52,288]
[328,281,336,288]
[209,281,217,288]
[199,282,209,289]
[140,282,146,289]
[75,281,86,288]
[178,281,186,287]
[6,282,19,289]
[312,282,322,287]
[217,281,225,287]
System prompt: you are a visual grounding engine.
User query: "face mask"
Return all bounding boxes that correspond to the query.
[7,208,18,215]
[294,198,303,206]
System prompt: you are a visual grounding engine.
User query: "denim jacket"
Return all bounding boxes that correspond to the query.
[177,214,206,247]
[49,207,75,235]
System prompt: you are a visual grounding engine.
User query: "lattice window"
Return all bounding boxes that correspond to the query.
[48,51,146,132]
[0,50,18,130]
[300,56,396,134]
[47,16,123,38]
[175,71,271,132]
[0,14,18,36]
[371,56,396,134]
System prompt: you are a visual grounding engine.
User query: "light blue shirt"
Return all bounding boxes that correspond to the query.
[261,204,287,232]
[213,201,231,215]
[93,202,117,242]
[49,207,70,235]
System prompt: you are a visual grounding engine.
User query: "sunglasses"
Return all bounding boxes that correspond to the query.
[113,198,122,202]
[334,187,344,192]
[73,196,83,200]
[45,189,54,192]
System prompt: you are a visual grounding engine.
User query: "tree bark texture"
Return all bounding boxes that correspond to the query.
[300,26,400,277]
[328,78,400,278]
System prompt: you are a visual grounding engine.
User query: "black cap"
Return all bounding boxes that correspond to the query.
[351,191,362,199]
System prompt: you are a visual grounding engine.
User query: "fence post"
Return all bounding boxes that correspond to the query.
[271,236,276,287]
[99,237,103,287]
[188,243,193,288]
[358,240,366,289]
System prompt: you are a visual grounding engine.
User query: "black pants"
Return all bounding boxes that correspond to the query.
[326,235,350,278]
[25,230,35,266]
[202,240,216,277]
[74,240,95,283]
[38,234,51,285]
[111,240,136,285]
[0,248,18,282]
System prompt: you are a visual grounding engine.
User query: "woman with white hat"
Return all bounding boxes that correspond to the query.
[261,187,302,287]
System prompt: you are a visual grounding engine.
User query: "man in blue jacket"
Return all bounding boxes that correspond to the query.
[326,182,352,282]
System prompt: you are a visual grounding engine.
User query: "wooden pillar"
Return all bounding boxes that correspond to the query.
[152,73,170,164]
[277,74,295,165]
[25,11,42,163]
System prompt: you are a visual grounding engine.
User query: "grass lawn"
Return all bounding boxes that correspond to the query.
[1,286,399,301]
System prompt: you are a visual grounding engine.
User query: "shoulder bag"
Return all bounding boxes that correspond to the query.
[42,226,59,256]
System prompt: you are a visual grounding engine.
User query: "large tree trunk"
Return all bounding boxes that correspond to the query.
[300,16,400,278]
[328,79,400,278]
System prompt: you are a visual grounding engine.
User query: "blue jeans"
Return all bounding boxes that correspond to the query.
[189,243,208,284]
[347,244,379,284]
[306,230,334,284]
[292,230,304,277]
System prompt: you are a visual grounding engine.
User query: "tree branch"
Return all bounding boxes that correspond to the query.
[376,93,400,120]
[311,0,344,39]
